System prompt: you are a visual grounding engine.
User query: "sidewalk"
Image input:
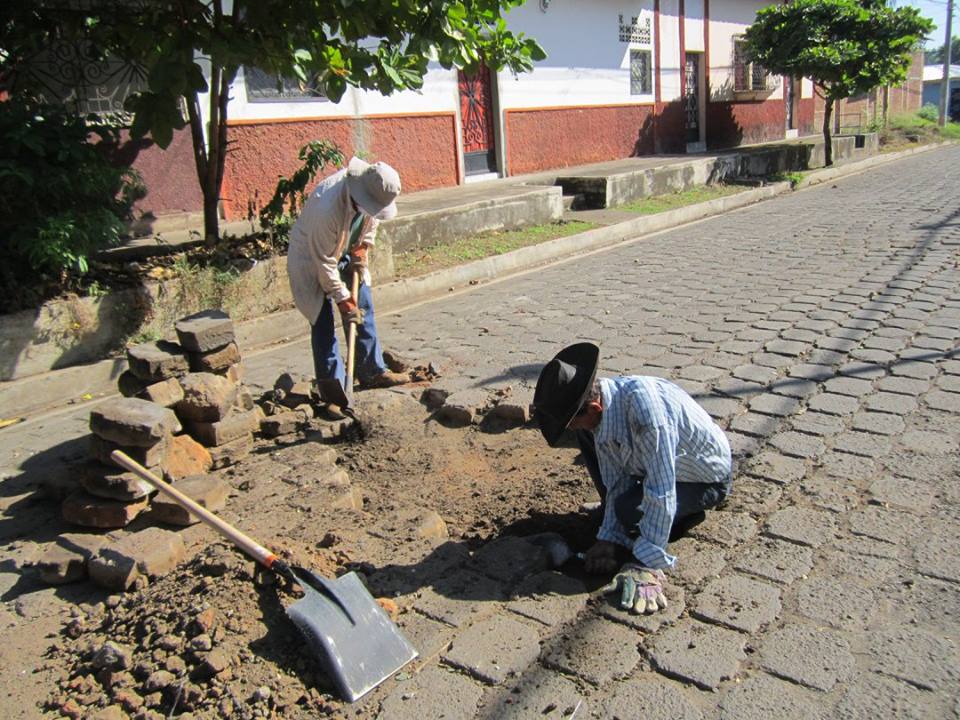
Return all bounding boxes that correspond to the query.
[0,140,949,422]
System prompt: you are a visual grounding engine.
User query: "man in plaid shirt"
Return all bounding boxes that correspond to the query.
[533,342,733,615]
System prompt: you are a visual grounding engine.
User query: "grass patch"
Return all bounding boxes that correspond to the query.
[393,220,597,279]
[879,111,960,152]
[619,184,745,214]
[769,171,807,188]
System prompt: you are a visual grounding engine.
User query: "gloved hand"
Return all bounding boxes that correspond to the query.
[348,245,368,272]
[601,563,668,615]
[337,298,364,325]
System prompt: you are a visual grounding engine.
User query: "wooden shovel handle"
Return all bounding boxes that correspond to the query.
[345,269,360,387]
[110,450,280,570]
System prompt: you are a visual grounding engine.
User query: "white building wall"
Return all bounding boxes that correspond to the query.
[685,0,705,53]
[707,0,782,101]
[497,0,657,108]
[659,0,682,102]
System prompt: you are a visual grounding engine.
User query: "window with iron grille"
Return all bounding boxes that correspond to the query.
[733,37,770,92]
[630,50,652,95]
[244,66,328,102]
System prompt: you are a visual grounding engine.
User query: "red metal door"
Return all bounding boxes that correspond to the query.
[458,64,497,176]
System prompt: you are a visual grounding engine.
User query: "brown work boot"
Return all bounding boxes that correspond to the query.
[359,370,412,389]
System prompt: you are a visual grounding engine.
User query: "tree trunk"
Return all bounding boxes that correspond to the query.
[203,62,223,246]
[823,96,834,167]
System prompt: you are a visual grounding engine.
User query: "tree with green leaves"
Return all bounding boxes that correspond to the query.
[743,0,932,166]
[3,0,544,243]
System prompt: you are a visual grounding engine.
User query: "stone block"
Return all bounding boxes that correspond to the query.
[831,431,891,458]
[901,429,957,456]
[442,615,541,685]
[851,411,905,436]
[768,431,825,459]
[151,474,229,526]
[225,363,244,383]
[749,393,801,418]
[81,465,155,501]
[435,389,490,426]
[862,392,919,415]
[914,529,960,583]
[126,340,189,382]
[140,377,184,408]
[175,309,234,353]
[717,674,825,719]
[177,373,238,423]
[235,387,255,412]
[721,479,782,516]
[260,410,305,438]
[760,624,854,691]
[765,506,837,547]
[88,527,186,591]
[790,411,844,437]
[471,536,552,586]
[646,619,746,691]
[487,400,530,427]
[189,341,241,374]
[202,433,252,470]
[747,451,806,485]
[848,506,915,545]
[163,433,213,480]
[868,477,935,512]
[687,511,757,548]
[62,491,148,529]
[187,409,259,447]
[36,533,106,584]
[866,626,960,691]
[729,412,781,438]
[415,511,448,540]
[692,574,782,633]
[667,539,727,584]
[733,538,813,584]
[90,398,180,447]
[833,672,950,720]
[421,386,451,410]
[89,434,169,469]
[542,615,641,687]
[807,393,860,416]
[506,571,587,628]
[601,675,702,720]
[600,583,686,633]
[412,571,506,628]
[117,370,147,398]
[484,671,588,720]
[794,575,880,629]
[377,665,482,720]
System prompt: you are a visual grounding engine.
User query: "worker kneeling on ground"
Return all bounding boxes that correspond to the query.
[533,342,733,615]
[287,157,412,405]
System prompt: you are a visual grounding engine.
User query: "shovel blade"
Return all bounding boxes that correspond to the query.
[286,570,417,702]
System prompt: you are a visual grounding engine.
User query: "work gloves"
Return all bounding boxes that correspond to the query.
[337,298,364,325]
[601,563,668,615]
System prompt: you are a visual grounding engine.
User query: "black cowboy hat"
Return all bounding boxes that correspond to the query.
[533,342,600,447]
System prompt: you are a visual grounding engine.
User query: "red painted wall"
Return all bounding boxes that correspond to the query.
[102,128,204,218]
[797,98,815,136]
[505,105,657,175]
[221,114,459,220]
[706,99,786,149]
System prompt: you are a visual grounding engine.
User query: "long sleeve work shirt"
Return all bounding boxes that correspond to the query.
[593,376,732,569]
[287,168,377,323]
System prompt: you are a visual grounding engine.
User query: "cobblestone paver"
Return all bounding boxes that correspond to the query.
[4,147,960,716]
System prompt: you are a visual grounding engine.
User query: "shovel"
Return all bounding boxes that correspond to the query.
[111,451,416,702]
[316,269,362,425]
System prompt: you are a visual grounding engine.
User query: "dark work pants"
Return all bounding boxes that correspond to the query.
[576,430,731,537]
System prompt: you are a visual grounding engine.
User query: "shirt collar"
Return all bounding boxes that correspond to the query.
[594,377,616,443]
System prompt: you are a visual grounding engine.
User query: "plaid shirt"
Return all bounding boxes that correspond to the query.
[594,376,732,569]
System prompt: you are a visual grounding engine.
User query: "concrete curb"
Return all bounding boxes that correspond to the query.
[1,142,953,420]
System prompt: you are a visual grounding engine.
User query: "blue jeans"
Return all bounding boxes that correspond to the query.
[310,260,387,390]
[576,430,730,536]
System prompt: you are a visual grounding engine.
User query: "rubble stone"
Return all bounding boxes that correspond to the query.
[260,411,305,438]
[126,341,189,382]
[151,475,229,526]
[225,364,245,384]
[89,434,169,470]
[90,398,180,447]
[62,491,149,529]
[88,528,186,591]
[435,389,490,426]
[177,373,238,422]
[207,434,254,469]
[175,310,235,353]
[189,341,241,373]
[117,371,147,398]
[186,409,259,447]
[81,465,155,501]
[140,378,184,408]
[163,434,213,480]
[36,533,106,584]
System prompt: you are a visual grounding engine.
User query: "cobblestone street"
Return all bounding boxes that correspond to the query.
[2,146,959,718]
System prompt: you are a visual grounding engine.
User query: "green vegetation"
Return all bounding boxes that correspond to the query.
[393,221,596,279]
[619,185,745,214]
[881,110,960,151]
[770,172,807,188]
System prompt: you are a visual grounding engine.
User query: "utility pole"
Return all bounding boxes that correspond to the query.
[940,0,954,126]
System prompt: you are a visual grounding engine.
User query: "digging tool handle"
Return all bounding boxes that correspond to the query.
[110,450,278,570]
[345,268,360,391]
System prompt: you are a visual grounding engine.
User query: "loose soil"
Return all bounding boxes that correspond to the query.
[25,380,599,719]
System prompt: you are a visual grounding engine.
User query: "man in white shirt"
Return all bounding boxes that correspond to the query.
[287,157,410,399]
[533,342,733,614]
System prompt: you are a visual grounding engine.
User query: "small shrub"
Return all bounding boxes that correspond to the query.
[917,103,939,122]
[0,98,145,310]
[258,140,344,248]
